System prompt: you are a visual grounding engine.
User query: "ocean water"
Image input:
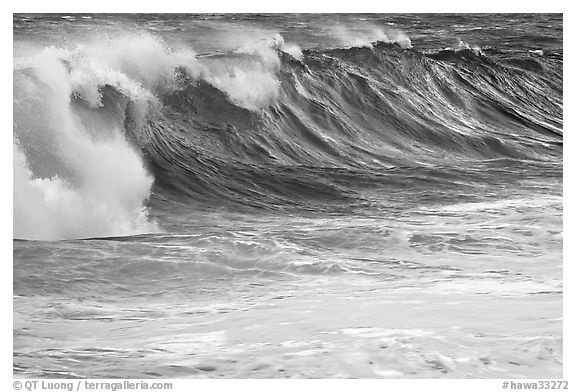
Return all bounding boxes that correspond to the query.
[13,13,563,378]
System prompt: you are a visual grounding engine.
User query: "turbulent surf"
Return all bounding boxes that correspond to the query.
[13,14,563,378]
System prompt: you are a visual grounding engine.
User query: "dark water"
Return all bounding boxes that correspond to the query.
[13,14,562,378]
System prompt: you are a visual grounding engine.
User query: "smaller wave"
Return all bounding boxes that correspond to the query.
[329,24,412,49]
[456,40,484,55]
[423,40,486,62]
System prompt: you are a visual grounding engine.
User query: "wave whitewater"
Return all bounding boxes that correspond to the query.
[13,30,563,240]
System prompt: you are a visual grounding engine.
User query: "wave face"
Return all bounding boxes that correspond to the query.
[13,14,563,240]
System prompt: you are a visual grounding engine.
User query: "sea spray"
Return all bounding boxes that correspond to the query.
[13,46,157,240]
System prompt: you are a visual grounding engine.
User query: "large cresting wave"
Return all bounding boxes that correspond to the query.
[13,29,563,240]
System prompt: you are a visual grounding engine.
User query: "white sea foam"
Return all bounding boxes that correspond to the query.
[206,66,281,111]
[203,31,302,110]
[66,33,205,100]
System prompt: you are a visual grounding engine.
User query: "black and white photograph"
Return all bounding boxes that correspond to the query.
[12,10,565,382]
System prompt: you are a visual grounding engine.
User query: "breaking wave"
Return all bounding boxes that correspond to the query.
[13,30,563,240]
